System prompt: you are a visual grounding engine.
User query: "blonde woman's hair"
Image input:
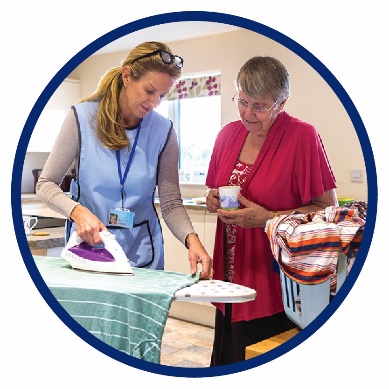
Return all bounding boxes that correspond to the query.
[79,41,182,150]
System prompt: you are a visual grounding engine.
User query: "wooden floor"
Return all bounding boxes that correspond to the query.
[245,327,300,359]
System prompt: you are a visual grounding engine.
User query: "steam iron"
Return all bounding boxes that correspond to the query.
[61,230,133,274]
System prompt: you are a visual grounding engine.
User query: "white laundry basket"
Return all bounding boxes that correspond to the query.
[279,252,348,329]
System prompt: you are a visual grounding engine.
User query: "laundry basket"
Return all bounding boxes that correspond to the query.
[279,252,348,329]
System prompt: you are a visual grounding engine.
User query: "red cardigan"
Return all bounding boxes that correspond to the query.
[206,111,337,322]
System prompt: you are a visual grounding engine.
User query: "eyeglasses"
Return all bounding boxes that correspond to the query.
[232,94,278,114]
[131,50,184,69]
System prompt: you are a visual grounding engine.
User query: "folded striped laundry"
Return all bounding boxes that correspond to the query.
[266,202,366,293]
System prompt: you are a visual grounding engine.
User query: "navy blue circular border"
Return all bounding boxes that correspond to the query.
[12,11,377,378]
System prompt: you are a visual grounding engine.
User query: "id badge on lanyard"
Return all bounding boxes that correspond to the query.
[109,120,142,228]
[108,208,134,228]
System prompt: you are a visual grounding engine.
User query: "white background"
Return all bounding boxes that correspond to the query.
[3,1,387,387]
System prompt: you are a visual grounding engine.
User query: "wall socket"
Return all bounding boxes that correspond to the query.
[351,169,363,183]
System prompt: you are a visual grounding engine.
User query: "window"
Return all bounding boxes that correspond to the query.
[155,74,221,184]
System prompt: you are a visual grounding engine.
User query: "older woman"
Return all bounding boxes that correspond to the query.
[206,56,338,365]
[36,41,212,279]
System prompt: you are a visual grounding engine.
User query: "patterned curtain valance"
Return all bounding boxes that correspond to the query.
[165,74,221,101]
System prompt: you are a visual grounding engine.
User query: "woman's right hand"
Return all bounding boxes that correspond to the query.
[70,204,107,245]
[205,188,221,213]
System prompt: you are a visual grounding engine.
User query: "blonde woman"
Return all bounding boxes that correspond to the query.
[37,41,212,278]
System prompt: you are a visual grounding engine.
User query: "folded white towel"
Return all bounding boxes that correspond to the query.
[192,197,206,204]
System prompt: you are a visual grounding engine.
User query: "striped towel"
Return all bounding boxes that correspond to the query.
[34,256,199,363]
[266,203,366,291]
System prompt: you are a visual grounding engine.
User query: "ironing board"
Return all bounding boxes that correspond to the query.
[174,279,256,303]
[33,256,256,364]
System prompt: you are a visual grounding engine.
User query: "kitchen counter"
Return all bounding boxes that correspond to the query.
[27,226,65,256]
[154,197,207,211]
[21,194,208,255]
[21,193,47,203]
[22,193,208,212]
[21,194,67,220]
[22,192,71,205]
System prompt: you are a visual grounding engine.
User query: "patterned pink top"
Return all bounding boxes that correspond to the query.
[224,160,253,282]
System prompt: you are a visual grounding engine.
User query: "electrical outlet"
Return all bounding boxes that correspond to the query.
[351,169,363,183]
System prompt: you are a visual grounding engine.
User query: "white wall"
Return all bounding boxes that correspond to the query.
[65,27,367,201]
[21,152,49,193]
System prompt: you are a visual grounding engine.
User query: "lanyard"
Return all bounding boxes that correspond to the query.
[116,119,142,207]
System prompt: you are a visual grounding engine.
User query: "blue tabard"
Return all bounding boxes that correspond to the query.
[68,101,172,270]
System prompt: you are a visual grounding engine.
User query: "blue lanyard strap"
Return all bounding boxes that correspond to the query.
[116,119,142,207]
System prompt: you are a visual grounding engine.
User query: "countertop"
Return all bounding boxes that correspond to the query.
[154,197,207,211]
[22,194,208,250]
[21,193,207,211]
[27,226,65,250]
[21,193,67,219]
[21,193,48,203]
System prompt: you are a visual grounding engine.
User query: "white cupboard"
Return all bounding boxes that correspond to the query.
[204,213,217,256]
[27,78,81,152]
[162,209,206,273]
[157,208,217,272]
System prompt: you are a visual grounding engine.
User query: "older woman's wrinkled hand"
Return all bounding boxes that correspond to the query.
[216,193,272,228]
[205,188,221,213]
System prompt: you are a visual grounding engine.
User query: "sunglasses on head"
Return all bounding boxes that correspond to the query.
[131,49,184,69]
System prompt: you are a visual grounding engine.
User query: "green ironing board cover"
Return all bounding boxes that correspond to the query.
[34,256,199,363]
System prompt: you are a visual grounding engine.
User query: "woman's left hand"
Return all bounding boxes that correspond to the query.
[217,193,272,228]
[186,233,213,279]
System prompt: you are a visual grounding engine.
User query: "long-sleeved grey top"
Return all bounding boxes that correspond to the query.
[35,109,196,245]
